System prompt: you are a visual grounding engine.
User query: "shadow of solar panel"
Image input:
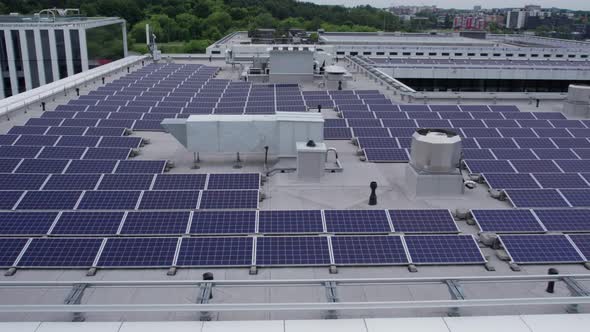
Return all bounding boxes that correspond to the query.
[471,209,544,233]
[505,189,570,208]
[43,174,101,190]
[51,212,124,235]
[0,146,42,159]
[78,191,141,210]
[199,190,259,209]
[120,211,190,235]
[464,160,515,174]
[568,235,590,261]
[533,209,590,232]
[324,210,391,233]
[389,210,458,233]
[96,238,178,267]
[115,160,166,173]
[332,236,408,265]
[533,173,589,189]
[18,238,103,267]
[177,237,253,266]
[65,160,117,173]
[138,191,200,210]
[256,236,331,266]
[0,238,28,267]
[98,174,154,190]
[559,189,590,207]
[0,174,47,190]
[37,146,86,159]
[15,159,69,174]
[207,173,260,190]
[364,148,409,162]
[500,235,585,264]
[404,235,486,264]
[190,211,256,234]
[0,212,57,235]
[258,210,323,234]
[533,149,578,160]
[483,173,540,189]
[16,191,82,210]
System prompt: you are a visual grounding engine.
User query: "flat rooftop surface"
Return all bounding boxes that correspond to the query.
[319,33,496,46]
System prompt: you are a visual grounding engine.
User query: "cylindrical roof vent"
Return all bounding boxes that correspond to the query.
[409,128,462,173]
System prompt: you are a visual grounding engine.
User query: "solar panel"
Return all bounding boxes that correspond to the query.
[533,149,579,160]
[0,238,28,267]
[532,128,572,138]
[491,149,537,160]
[356,137,399,149]
[389,210,459,233]
[199,190,259,209]
[56,135,100,148]
[533,173,589,189]
[555,160,590,172]
[77,190,141,210]
[46,126,87,136]
[115,160,166,173]
[482,173,540,189]
[464,160,515,174]
[499,235,585,264]
[568,235,590,261]
[324,127,352,140]
[324,210,391,233]
[489,105,520,112]
[510,160,562,173]
[207,173,260,190]
[37,146,86,159]
[565,129,590,138]
[255,236,331,266]
[15,159,69,174]
[84,127,127,137]
[17,238,103,267]
[65,160,117,173]
[352,127,391,138]
[258,210,323,234]
[484,120,520,128]
[14,135,59,146]
[517,120,552,128]
[331,236,408,265]
[460,105,490,112]
[498,128,539,139]
[460,128,500,138]
[42,174,101,190]
[84,147,131,160]
[471,209,545,233]
[96,238,178,267]
[120,211,190,235]
[138,190,200,209]
[559,189,590,207]
[550,120,585,128]
[0,174,47,190]
[404,235,486,264]
[8,126,48,135]
[0,211,57,235]
[504,189,571,208]
[177,237,253,266]
[364,148,409,162]
[533,209,590,232]
[98,137,142,149]
[347,119,383,127]
[462,149,494,160]
[98,174,154,190]
[16,191,82,210]
[476,138,518,149]
[552,138,590,149]
[450,119,485,128]
[533,112,567,120]
[190,211,256,234]
[151,174,206,190]
[0,146,41,159]
[51,211,124,235]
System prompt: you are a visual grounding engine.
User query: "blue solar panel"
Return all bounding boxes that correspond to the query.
[42,174,101,190]
[0,174,47,190]
[98,174,154,190]
[510,159,562,173]
[564,129,590,138]
[556,160,590,172]
[483,173,540,189]
[51,212,124,235]
[517,119,553,128]
[389,210,459,233]
[25,118,63,126]
[115,160,166,173]
[16,191,82,210]
[84,147,131,160]
[207,173,260,190]
[462,149,495,160]
[199,190,259,209]
[0,191,24,210]
[500,235,585,264]
[97,238,178,267]
[0,146,41,159]
[352,127,391,138]
[416,119,451,128]
[460,128,500,138]
[471,209,544,233]
[84,127,126,137]
[450,119,486,128]
[77,190,141,210]
[324,127,352,140]
[151,174,206,190]
[15,159,69,174]
[256,236,331,265]
[13,135,59,146]
[406,112,440,119]
[364,148,409,162]
[138,190,200,209]
[37,146,86,159]
[324,210,391,233]
[46,126,86,136]
[346,119,383,127]
[534,209,590,232]
[460,105,490,112]
[404,235,485,264]
[331,236,408,265]
[552,138,590,149]
[17,238,103,267]
[190,211,256,234]
[98,137,142,149]
[559,189,590,207]
[533,149,579,160]
[356,137,399,149]
[491,149,537,160]
[0,238,28,267]
[568,235,590,261]
[439,112,472,120]
[532,128,572,138]
[56,135,100,148]
[497,128,538,138]
[258,210,323,234]
[501,112,535,120]
[505,189,570,208]
[120,211,190,235]
[533,173,589,189]
[464,160,515,173]
[65,159,117,173]
[489,105,520,112]
[550,120,585,128]
[8,126,48,135]
[324,119,348,127]
[534,112,567,120]
[484,119,520,128]
[177,237,253,266]
[0,212,57,235]
[388,127,418,137]
[476,138,518,149]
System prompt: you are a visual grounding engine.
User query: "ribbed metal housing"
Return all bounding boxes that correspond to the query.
[409,129,462,173]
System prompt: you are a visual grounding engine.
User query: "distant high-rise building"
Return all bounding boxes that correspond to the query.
[506,10,526,29]
[0,10,127,98]
[474,5,482,11]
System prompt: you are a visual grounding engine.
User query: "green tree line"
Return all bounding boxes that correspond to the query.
[0,0,403,53]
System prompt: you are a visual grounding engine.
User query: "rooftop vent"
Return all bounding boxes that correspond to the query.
[409,128,462,173]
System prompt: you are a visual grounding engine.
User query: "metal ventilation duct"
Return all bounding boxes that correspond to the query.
[409,128,462,173]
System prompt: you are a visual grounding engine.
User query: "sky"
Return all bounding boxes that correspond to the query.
[305,0,590,11]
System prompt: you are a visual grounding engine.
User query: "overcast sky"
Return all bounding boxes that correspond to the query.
[305,0,590,11]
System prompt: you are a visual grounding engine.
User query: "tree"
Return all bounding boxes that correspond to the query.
[205,11,232,33]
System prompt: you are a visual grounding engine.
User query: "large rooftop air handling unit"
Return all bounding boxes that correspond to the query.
[563,84,590,118]
[405,129,464,197]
